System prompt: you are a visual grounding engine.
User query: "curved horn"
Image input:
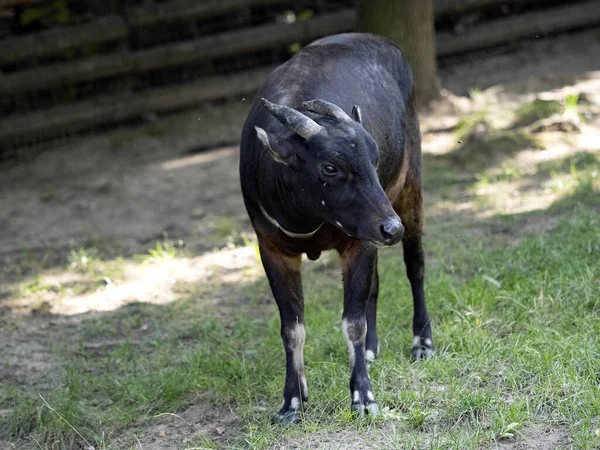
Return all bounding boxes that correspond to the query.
[351,105,362,124]
[261,98,323,139]
[301,99,352,123]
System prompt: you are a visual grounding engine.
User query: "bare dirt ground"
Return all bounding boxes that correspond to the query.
[1,28,599,261]
[1,27,599,449]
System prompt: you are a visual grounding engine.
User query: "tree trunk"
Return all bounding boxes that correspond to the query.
[359,0,440,105]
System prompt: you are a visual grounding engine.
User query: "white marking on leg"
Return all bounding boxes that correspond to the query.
[285,323,306,373]
[353,390,360,403]
[321,200,325,206]
[285,323,307,400]
[367,391,374,401]
[365,349,375,362]
[342,318,366,371]
[290,397,300,411]
[412,336,420,347]
[301,375,308,398]
[424,338,433,347]
[342,318,355,370]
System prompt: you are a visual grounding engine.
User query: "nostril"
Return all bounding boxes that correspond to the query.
[380,217,403,242]
[380,223,393,239]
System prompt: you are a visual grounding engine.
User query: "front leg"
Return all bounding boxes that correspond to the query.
[340,240,379,417]
[259,239,307,424]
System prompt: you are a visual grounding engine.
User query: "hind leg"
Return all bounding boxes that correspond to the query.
[404,237,434,359]
[365,254,379,368]
[395,187,434,359]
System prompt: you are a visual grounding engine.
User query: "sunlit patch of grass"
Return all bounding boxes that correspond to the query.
[537,151,600,202]
[454,110,490,140]
[66,243,126,288]
[215,216,238,241]
[449,129,539,173]
[514,99,561,127]
[469,86,482,97]
[17,277,57,296]
[2,250,51,281]
[134,236,182,263]
[547,169,600,210]
[468,150,599,217]
[536,151,599,175]
[476,164,522,185]
[210,216,255,249]
[482,152,599,187]
[5,246,124,308]
[563,93,580,109]
[68,246,101,273]
[513,93,586,128]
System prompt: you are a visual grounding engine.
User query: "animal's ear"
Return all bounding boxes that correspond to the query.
[351,105,362,124]
[255,126,296,166]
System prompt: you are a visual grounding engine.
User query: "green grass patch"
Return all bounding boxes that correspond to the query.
[474,151,600,195]
[537,151,600,176]
[514,99,561,127]
[134,235,186,264]
[448,130,539,174]
[513,94,585,128]
[454,110,490,140]
[2,206,599,448]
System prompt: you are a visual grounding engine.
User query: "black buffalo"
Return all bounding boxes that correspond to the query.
[239,33,433,423]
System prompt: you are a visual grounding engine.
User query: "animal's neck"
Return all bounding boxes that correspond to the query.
[259,159,323,235]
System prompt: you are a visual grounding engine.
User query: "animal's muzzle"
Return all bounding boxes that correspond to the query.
[379,215,404,245]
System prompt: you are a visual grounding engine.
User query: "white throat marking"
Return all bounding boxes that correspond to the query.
[259,203,324,239]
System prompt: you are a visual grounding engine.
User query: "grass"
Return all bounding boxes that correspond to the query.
[2,197,598,449]
[134,238,181,263]
[1,92,600,449]
[514,99,561,127]
[513,94,585,128]
[210,215,255,249]
[454,110,490,140]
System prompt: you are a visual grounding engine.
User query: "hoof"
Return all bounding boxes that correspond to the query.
[351,401,380,418]
[274,410,301,425]
[411,336,435,361]
[350,388,379,419]
[273,396,302,425]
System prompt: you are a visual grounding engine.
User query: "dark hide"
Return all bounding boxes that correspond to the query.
[239,33,433,424]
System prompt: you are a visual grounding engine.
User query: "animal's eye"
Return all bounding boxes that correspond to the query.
[322,164,338,176]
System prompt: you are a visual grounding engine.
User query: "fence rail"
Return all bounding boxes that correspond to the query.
[1,0,599,152]
[125,0,288,28]
[0,66,274,147]
[437,0,600,56]
[0,15,128,65]
[0,9,355,94]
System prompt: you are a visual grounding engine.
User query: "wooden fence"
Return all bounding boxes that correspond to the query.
[1,0,599,153]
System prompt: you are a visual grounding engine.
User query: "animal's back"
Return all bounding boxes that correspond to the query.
[258,33,412,120]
